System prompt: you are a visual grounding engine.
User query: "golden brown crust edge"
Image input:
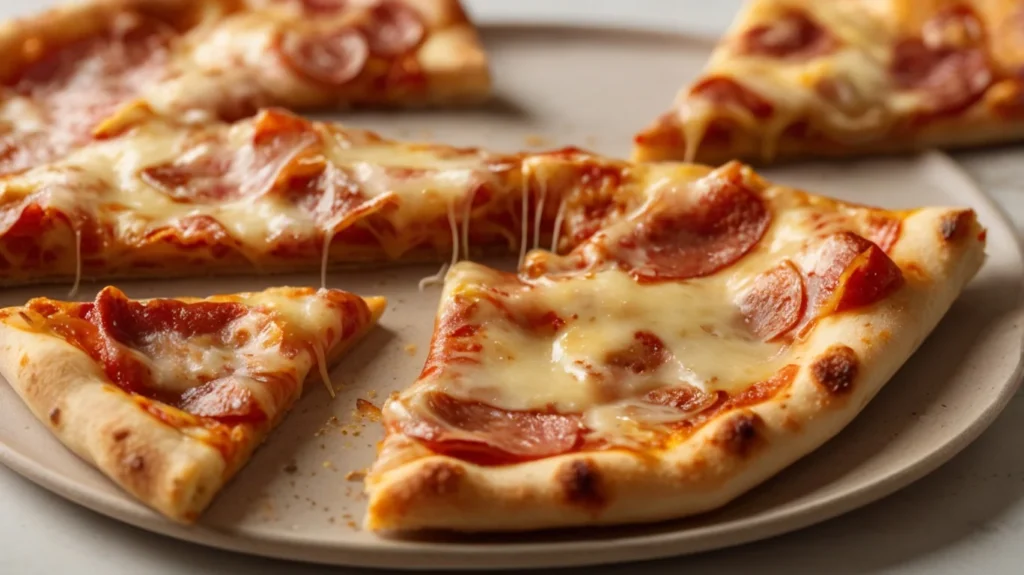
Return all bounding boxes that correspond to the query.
[632,105,1024,166]
[0,322,228,522]
[364,207,986,532]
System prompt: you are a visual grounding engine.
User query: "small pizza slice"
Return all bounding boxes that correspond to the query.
[632,0,1024,164]
[365,161,985,532]
[0,286,385,521]
[0,0,489,175]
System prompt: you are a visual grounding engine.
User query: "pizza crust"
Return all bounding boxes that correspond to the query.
[633,98,1024,165]
[0,293,386,522]
[364,207,985,532]
[0,323,228,522]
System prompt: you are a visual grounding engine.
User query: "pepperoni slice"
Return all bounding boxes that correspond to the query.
[891,40,991,116]
[739,260,806,341]
[832,243,904,313]
[691,77,775,119]
[140,152,234,202]
[276,27,369,86]
[178,376,267,424]
[891,6,992,117]
[603,170,771,283]
[401,392,583,465]
[801,232,903,326]
[737,10,835,60]
[361,1,426,56]
[644,384,718,414]
[89,286,247,345]
[142,111,318,203]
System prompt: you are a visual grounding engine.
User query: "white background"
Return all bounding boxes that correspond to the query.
[2,1,1024,573]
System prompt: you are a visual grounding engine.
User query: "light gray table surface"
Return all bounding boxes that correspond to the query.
[2,1,1023,573]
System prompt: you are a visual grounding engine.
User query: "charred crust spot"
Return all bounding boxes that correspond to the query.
[940,210,975,242]
[811,345,859,395]
[713,412,764,457]
[48,407,61,426]
[113,429,130,441]
[557,458,606,510]
[415,460,465,497]
[126,454,145,473]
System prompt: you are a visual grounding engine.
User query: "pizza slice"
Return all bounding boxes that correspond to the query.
[0,0,490,175]
[632,0,1024,164]
[364,161,985,532]
[0,285,385,521]
[0,109,646,287]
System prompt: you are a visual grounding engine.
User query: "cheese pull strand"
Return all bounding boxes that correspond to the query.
[68,229,82,299]
[417,199,459,291]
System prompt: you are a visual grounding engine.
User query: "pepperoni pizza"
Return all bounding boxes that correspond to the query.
[0,0,490,175]
[0,286,385,521]
[632,0,1024,164]
[365,161,986,532]
[0,108,604,288]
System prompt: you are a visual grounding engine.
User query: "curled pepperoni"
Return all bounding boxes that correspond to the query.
[737,10,835,60]
[691,76,775,119]
[739,260,806,341]
[277,27,369,86]
[604,170,771,283]
[361,1,426,56]
[89,286,247,345]
[802,232,903,327]
[178,376,267,424]
[402,392,583,465]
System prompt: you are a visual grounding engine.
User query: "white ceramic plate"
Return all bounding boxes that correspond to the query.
[0,25,1022,570]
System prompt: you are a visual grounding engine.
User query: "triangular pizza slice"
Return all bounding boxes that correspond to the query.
[0,110,646,288]
[0,0,489,175]
[365,160,985,532]
[632,0,1024,164]
[0,286,385,522]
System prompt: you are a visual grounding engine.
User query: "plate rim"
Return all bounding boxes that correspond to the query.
[0,22,1022,570]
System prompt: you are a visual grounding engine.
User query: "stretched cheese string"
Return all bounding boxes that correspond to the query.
[460,185,477,261]
[313,341,335,398]
[319,165,340,290]
[68,228,82,298]
[550,196,568,253]
[417,198,459,291]
[532,173,547,251]
[517,163,530,267]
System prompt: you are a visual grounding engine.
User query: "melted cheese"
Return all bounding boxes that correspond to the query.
[679,1,904,160]
[2,114,511,281]
[396,168,880,439]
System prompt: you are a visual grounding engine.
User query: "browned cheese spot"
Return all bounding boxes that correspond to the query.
[811,344,860,395]
[113,429,130,441]
[19,354,28,368]
[713,412,765,458]
[557,458,606,510]
[48,407,61,426]
[940,209,975,242]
